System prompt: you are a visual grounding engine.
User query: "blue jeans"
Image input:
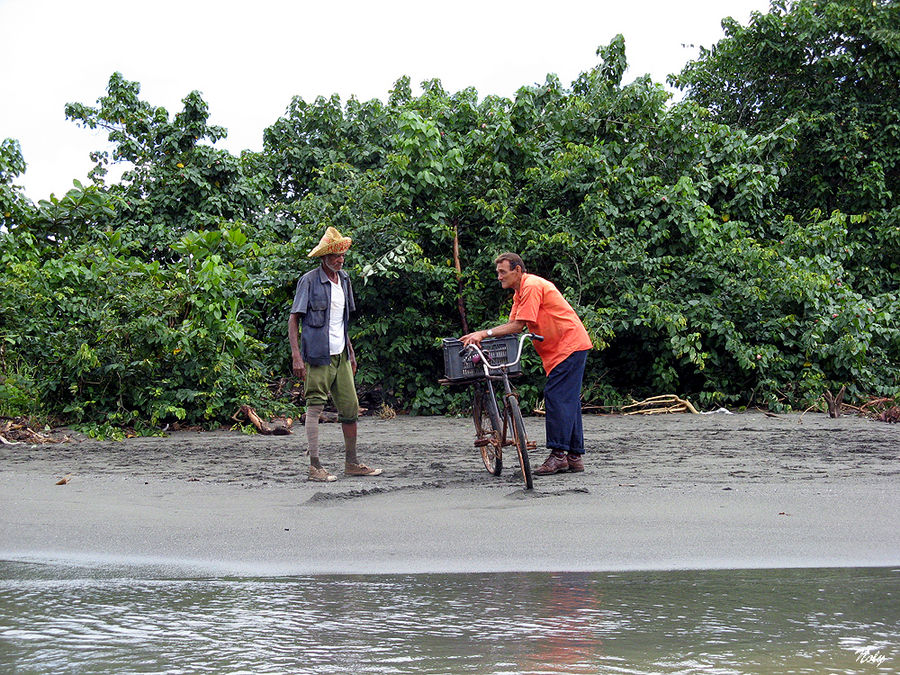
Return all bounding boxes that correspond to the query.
[544,349,589,454]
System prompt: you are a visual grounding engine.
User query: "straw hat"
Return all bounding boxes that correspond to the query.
[308,227,352,258]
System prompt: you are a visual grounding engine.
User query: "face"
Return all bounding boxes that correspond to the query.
[496,259,523,290]
[323,252,346,273]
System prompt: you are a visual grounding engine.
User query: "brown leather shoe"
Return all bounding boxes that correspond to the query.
[345,462,383,477]
[534,451,569,475]
[308,465,337,482]
[567,452,585,472]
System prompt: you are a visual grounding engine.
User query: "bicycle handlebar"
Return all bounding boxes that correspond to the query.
[461,333,543,376]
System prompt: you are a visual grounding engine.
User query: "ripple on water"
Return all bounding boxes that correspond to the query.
[0,565,897,674]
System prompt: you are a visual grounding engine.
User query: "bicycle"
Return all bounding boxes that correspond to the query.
[458,333,543,490]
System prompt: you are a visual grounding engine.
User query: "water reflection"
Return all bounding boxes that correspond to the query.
[0,564,897,674]
[519,575,607,673]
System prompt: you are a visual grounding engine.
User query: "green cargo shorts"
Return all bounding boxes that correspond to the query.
[303,350,359,423]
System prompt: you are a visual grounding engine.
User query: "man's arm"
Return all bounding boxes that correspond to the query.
[288,312,306,380]
[460,320,527,346]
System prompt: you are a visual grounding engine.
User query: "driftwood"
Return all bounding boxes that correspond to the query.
[860,397,893,412]
[877,406,900,423]
[0,418,65,445]
[232,405,294,435]
[856,396,900,423]
[621,394,699,415]
[823,386,846,418]
[532,396,699,416]
[300,409,340,424]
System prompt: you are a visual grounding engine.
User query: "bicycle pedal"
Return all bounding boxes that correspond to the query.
[526,441,537,450]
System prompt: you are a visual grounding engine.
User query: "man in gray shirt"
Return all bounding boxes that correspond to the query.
[288,227,383,482]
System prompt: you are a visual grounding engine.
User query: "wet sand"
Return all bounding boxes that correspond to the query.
[1,412,897,575]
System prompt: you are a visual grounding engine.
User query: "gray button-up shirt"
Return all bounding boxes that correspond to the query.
[290,266,356,366]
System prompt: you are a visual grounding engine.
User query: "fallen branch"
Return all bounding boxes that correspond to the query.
[300,409,339,424]
[860,397,893,411]
[877,406,900,423]
[0,417,66,444]
[232,405,294,435]
[621,394,699,415]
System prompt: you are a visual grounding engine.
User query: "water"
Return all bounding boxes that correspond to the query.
[1,563,897,674]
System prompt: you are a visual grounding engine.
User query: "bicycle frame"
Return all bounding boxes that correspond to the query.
[463,333,542,489]
[465,332,541,424]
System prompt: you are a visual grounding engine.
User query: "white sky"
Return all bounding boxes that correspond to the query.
[1,0,772,200]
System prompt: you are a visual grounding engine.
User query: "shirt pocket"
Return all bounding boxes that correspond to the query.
[305,300,328,328]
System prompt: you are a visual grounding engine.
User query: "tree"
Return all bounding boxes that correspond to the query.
[65,72,263,251]
[672,0,900,218]
[3,30,898,429]
[0,138,32,232]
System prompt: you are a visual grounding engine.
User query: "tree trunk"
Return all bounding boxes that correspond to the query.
[453,221,469,334]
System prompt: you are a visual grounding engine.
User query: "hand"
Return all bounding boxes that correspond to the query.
[292,358,306,380]
[349,354,358,375]
[460,330,487,346]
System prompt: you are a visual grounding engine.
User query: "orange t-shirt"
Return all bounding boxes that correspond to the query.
[510,273,592,374]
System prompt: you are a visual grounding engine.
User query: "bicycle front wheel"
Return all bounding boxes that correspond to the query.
[473,386,503,476]
[506,395,533,490]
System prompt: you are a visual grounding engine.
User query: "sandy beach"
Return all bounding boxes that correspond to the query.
[1,412,897,575]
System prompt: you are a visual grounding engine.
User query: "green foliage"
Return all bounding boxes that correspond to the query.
[666,0,900,407]
[672,0,900,217]
[64,72,263,250]
[1,11,898,429]
[27,180,121,244]
[0,361,42,418]
[0,226,278,426]
[0,138,33,231]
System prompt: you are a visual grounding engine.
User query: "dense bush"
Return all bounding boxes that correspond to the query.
[673,0,900,220]
[1,1,897,429]
[1,227,272,428]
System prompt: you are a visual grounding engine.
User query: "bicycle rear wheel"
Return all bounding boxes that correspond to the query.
[506,395,533,490]
[473,385,503,476]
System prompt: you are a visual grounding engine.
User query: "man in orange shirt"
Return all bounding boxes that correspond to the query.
[461,252,593,475]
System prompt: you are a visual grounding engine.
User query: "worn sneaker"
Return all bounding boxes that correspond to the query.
[308,465,337,482]
[567,452,585,472]
[345,462,384,477]
[534,451,569,475]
